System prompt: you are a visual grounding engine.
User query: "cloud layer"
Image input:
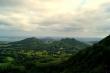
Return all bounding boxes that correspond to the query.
[0,0,110,37]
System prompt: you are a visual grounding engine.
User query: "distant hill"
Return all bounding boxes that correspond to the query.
[8,37,89,54]
[60,38,88,48]
[10,37,44,45]
[1,36,109,73]
[85,41,99,45]
[50,38,89,53]
[9,37,46,50]
[52,35,110,73]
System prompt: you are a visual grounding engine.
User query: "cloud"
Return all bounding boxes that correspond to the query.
[0,0,21,7]
[0,0,110,37]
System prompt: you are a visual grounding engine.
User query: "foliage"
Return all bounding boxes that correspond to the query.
[0,37,89,73]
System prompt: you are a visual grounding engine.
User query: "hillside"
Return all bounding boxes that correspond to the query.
[9,37,45,50]
[0,37,89,73]
[54,35,110,73]
[0,35,109,73]
[8,37,89,53]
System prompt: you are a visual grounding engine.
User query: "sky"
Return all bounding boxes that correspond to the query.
[0,0,110,38]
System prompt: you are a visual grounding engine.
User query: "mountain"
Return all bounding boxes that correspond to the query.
[60,38,88,49]
[8,37,89,53]
[10,37,43,44]
[86,41,99,45]
[1,35,109,73]
[0,37,89,73]
[50,38,89,53]
[52,35,110,73]
[9,37,45,50]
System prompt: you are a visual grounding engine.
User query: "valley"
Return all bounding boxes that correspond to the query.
[0,37,89,73]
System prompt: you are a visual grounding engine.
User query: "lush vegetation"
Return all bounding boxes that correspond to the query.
[47,35,110,73]
[0,48,70,73]
[8,37,88,53]
[2,35,110,73]
[1,35,110,73]
[0,37,89,73]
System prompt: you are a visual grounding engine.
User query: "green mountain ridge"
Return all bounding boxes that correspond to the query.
[0,37,89,73]
[51,35,110,73]
[8,37,89,53]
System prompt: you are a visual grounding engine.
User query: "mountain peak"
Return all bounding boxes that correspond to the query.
[23,37,38,40]
[98,35,110,46]
[57,35,110,73]
[10,37,43,45]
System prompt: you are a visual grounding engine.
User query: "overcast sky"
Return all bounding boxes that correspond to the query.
[0,0,110,38]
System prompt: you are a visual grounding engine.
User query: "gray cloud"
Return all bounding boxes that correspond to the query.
[0,0,110,37]
[0,0,26,7]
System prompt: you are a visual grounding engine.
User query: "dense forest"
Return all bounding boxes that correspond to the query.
[0,37,89,73]
[0,35,109,73]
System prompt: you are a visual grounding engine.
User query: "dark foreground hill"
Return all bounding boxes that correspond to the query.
[49,35,110,73]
